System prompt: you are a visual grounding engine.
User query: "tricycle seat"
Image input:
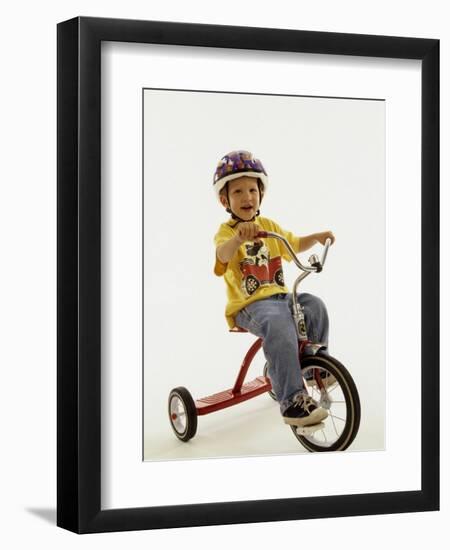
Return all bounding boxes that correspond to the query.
[229,326,248,333]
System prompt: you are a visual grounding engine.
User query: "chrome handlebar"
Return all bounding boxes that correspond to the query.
[256,231,331,273]
[255,231,332,338]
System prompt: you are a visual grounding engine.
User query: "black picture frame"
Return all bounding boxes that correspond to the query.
[57,16,439,533]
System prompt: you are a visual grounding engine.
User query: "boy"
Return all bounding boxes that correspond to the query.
[213,150,335,427]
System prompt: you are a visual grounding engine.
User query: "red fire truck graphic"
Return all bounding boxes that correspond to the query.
[240,242,285,295]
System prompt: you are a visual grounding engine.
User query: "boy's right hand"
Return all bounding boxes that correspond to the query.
[235,222,261,244]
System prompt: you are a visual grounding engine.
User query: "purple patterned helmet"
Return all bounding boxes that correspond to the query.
[213,150,268,200]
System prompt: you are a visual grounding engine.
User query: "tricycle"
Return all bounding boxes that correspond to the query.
[168,232,360,452]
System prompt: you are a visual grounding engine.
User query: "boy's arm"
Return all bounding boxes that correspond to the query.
[216,235,242,264]
[216,222,261,263]
[298,231,335,252]
[269,220,333,257]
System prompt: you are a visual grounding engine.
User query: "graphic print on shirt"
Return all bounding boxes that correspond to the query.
[239,241,285,295]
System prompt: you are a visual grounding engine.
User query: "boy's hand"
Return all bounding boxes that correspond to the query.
[235,222,261,244]
[315,231,335,246]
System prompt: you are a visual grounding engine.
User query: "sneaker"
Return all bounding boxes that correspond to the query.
[282,393,328,427]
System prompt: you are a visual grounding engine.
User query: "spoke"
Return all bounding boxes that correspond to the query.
[329,414,346,422]
[313,430,325,444]
[330,412,340,437]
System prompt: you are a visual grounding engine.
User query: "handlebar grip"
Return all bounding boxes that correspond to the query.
[256,231,268,238]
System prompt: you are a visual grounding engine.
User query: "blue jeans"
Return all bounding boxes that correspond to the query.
[235,293,329,414]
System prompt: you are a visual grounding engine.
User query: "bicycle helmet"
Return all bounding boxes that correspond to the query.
[213,150,268,201]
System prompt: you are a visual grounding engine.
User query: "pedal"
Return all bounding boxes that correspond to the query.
[306,374,336,388]
[295,422,325,436]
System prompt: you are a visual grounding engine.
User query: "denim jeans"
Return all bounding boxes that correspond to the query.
[235,293,329,414]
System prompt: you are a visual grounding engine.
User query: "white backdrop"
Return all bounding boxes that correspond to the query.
[0,1,448,549]
[143,88,386,460]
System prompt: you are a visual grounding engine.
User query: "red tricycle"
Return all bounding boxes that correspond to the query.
[168,232,361,452]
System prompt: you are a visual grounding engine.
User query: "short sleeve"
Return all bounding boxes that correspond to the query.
[269,220,300,262]
[213,223,235,276]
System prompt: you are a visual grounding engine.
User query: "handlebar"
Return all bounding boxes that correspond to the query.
[256,231,331,273]
[254,230,332,330]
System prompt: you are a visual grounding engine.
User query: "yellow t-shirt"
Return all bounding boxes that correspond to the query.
[214,216,300,328]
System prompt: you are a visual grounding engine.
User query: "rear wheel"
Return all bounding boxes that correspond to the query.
[168,386,198,442]
[292,354,361,452]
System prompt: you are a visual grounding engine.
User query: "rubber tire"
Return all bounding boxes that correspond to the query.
[292,353,361,452]
[168,386,198,442]
[263,362,277,401]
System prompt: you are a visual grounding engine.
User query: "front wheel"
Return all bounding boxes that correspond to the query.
[168,386,198,442]
[292,354,361,452]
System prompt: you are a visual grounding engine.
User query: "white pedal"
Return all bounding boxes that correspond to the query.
[295,422,325,436]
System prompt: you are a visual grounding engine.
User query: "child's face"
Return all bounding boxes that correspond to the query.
[220,176,262,221]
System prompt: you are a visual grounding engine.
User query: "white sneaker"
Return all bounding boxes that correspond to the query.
[282,394,328,427]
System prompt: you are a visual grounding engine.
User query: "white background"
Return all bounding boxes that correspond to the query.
[0,1,447,549]
[142,86,387,460]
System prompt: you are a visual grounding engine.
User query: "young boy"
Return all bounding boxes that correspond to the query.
[213,150,335,428]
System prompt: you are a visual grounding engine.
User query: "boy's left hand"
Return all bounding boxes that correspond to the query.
[315,231,335,246]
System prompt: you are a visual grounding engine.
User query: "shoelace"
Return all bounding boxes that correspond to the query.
[293,393,317,413]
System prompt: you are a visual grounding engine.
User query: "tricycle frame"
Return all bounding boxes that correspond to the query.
[195,335,311,416]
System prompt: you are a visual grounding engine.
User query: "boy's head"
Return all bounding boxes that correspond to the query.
[220,176,262,221]
[213,150,268,221]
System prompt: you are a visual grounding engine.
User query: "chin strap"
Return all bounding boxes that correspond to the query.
[226,207,260,225]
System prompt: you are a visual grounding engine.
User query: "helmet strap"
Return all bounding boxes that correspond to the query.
[226,207,260,224]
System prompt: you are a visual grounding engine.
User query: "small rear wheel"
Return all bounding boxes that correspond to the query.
[168,386,198,442]
[292,353,361,452]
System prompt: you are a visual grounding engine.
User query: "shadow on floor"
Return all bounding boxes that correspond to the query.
[26,507,56,525]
